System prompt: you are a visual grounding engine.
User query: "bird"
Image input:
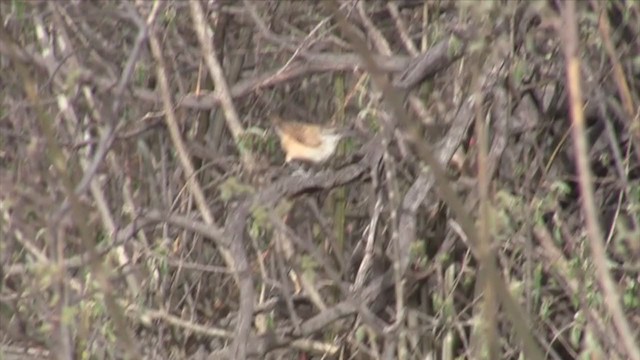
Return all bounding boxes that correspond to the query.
[271,115,355,164]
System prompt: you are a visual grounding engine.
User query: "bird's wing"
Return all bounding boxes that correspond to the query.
[279,121,324,147]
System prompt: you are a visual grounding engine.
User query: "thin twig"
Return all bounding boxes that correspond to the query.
[560,2,640,359]
[189,0,256,171]
[146,3,237,277]
[387,2,419,56]
[329,2,546,358]
[352,195,383,291]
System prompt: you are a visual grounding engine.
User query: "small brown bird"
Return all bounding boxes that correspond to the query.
[271,115,351,164]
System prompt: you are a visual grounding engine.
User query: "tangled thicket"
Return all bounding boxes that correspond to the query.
[1,1,639,359]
